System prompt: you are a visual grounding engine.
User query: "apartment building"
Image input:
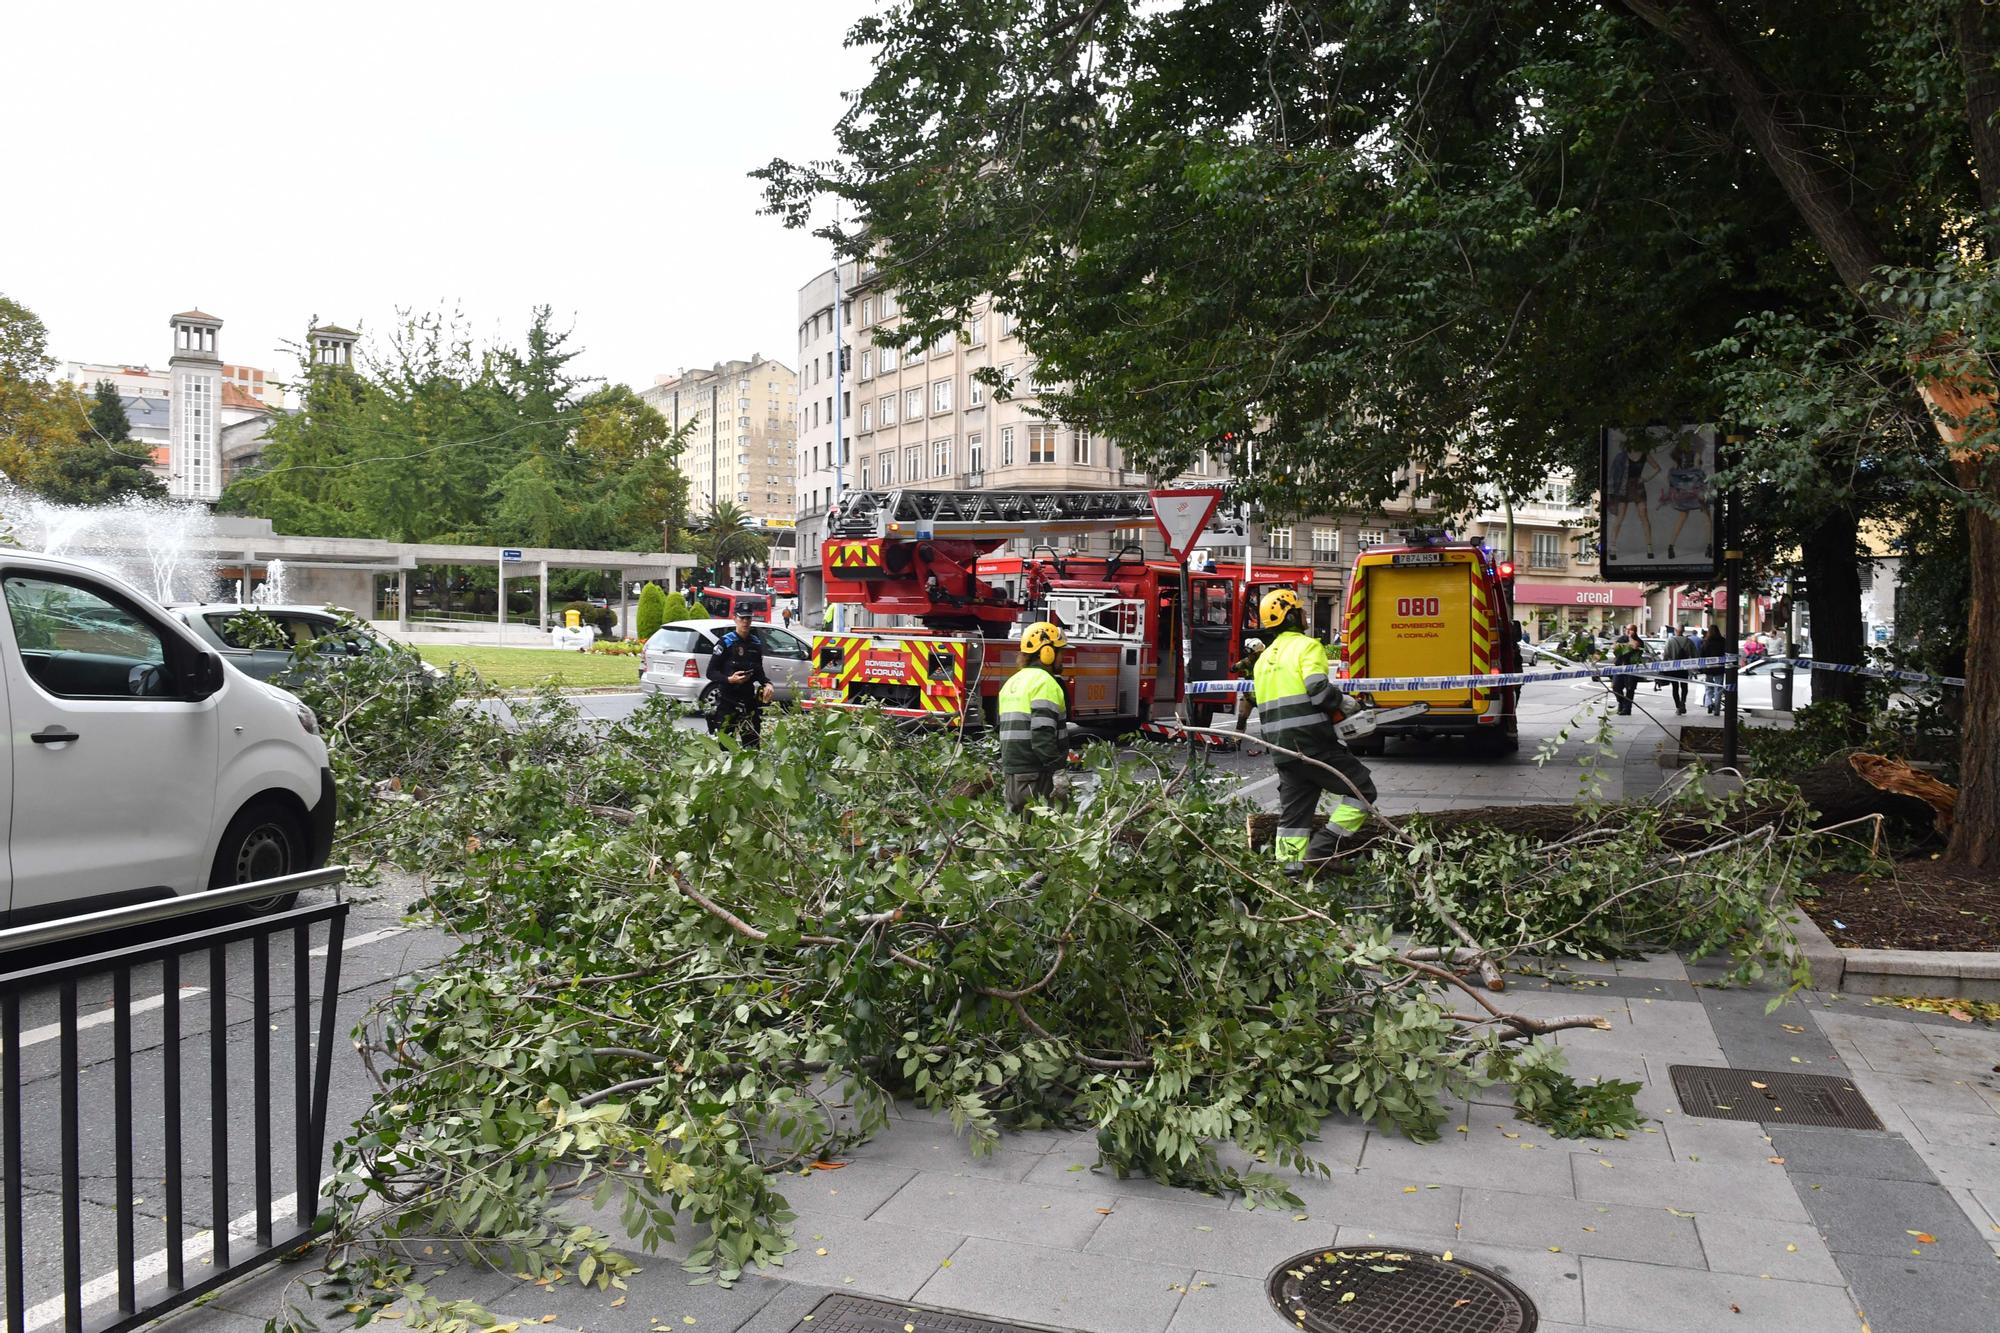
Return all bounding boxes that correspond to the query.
[793,264,1614,633]
[641,356,798,525]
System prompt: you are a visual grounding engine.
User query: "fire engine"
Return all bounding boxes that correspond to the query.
[812,488,1314,731]
[1341,534,1522,754]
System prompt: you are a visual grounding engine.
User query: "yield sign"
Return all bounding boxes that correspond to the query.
[1150,487,1224,562]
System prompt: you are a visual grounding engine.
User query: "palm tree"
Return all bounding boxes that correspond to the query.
[691,501,769,587]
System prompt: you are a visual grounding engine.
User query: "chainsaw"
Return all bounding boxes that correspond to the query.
[1334,700,1430,742]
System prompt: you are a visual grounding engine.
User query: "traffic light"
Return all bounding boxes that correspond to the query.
[1496,559,1516,588]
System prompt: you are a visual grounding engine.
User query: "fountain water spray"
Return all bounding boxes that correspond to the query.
[0,478,223,604]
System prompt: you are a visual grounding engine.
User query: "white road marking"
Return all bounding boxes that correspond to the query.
[1237,773,1281,801]
[309,926,409,957]
[0,1184,323,1333]
[1,987,207,1053]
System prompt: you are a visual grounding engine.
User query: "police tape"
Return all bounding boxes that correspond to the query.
[1183,653,1965,697]
[1776,657,1967,687]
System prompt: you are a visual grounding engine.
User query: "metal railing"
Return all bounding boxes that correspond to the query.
[0,869,347,1333]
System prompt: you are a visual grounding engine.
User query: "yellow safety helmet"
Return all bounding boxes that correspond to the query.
[1019,621,1069,667]
[1258,587,1304,630]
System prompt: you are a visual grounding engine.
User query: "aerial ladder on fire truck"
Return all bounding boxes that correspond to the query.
[812,488,1314,732]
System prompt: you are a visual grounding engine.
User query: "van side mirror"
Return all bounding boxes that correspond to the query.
[185,652,226,700]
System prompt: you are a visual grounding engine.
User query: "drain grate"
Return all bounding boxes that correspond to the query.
[788,1294,1061,1332]
[1669,1065,1882,1129]
[1266,1247,1536,1333]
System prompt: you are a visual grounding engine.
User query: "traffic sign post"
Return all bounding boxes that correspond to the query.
[498,549,524,644]
[1151,488,1225,755]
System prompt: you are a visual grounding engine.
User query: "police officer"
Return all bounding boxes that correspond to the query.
[706,606,775,746]
[996,621,1069,815]
[1251,588,1378,872]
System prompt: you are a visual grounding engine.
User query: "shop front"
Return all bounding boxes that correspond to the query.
[1513,581,1644,641]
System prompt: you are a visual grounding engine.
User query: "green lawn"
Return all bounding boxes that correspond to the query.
[416,644,643,690]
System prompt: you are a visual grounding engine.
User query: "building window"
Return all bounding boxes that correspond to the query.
[967,432,984,473]
[931,379,952,414]
[967,374,984,408]
[1028,423,1056,464]
[860,460,870,489]
[1358,529,1386,549]
[861,402,873,432]
[1531,532,1564,568]
[1071,430,1091,465]
[880,345,897,372]
[904,387,923,419]
[932,438,951,477]
[1001,426,1015,466]
[880,450,895,484]
[904,444,921,480]
[862,297,874,324]
[1311,527,1338,562]
[842,391,850,418]
[880,395,896,425]
[843,301,852,326]
[883,292,898,316]
[860,349,873,379]
[968,315,986,347]
[1267,526,1293,560]
[1002,310,1018,334]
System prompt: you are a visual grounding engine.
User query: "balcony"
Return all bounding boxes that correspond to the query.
[1526,552,1568,570]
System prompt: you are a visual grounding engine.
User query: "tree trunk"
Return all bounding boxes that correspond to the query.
[1798,506,1866,717]
[1945,491,2000,865]
[1627,0,2000,867]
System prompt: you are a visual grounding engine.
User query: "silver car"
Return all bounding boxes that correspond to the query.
[638,618,813,705]
[168,603,433,682]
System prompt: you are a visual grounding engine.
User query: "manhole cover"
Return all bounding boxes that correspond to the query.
[790,1293,1062,1332]
[1265,1247,1536,1333]
[1669,1065,1882,1129]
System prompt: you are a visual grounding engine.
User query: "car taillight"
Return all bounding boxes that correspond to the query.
[683,658,699,678]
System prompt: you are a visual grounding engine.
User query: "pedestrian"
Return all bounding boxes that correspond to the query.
[1610,624,1646,714]
[822,600,837,631]
[1700,624,1727,713]
[1663,623,1697,714]
[706,607,775,747]
[1251,588,1378,875]
[1232,635,1267,732]
[997,622,1070,816]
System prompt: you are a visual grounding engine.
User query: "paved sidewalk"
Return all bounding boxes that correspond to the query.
[177,951,2000,1333]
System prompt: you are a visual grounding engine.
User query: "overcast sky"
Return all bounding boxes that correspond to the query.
[2,1,873,397]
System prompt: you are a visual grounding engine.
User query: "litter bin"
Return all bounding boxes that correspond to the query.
[564,608,582,629]
[1770,661,1794,711]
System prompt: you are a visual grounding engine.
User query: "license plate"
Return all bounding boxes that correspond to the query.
[1391,551,1443,565]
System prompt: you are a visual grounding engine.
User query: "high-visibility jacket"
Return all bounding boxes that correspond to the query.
[1253,631,1349,760]
[997,665,1066,775]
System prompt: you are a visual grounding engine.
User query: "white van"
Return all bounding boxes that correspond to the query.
[0,550,334,925]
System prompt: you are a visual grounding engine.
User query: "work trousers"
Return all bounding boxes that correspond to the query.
[1612,675,1639,713]
[713,703,763,748]
[1004,769,1058,816]
[1274,749,1377,863]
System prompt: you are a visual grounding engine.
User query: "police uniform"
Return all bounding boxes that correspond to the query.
[706,625,770,745]
[1253,624,1378,867]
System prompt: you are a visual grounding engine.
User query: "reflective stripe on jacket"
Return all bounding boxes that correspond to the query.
[997,665,1066,774]
[1253,631,1344,755]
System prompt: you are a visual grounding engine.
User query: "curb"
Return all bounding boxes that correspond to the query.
[1788,905,2000,1001]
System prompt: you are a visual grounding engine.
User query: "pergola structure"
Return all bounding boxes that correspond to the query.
[194,518,695,635]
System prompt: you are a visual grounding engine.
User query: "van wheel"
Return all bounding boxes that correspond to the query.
[211,799,303,915]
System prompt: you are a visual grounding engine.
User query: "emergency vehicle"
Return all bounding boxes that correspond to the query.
[812,488,1312,731]
[692,586,776,623]
[1340,535,1522,754]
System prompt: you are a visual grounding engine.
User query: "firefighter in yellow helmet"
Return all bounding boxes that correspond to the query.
[1251,587,1378,872]
[997,621,1069,815]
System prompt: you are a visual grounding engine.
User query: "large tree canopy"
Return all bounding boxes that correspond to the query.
[223,308,690,553]
[760,0,2000,865]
